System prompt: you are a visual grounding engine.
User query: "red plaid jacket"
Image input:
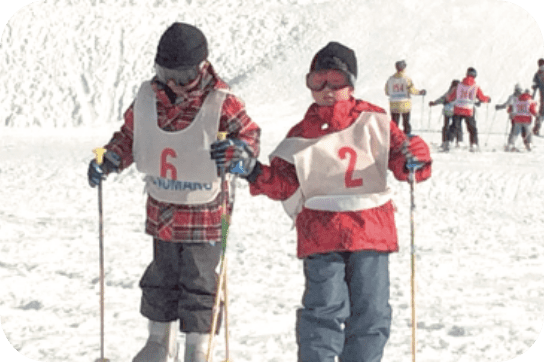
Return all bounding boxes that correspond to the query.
[105,63,260,243]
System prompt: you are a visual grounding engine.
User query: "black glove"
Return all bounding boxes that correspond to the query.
[420,90,427,96]
[87,151,121,187]
[210,139,257,178]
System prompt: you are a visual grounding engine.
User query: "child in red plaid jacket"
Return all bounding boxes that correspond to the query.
[88,23,260,362]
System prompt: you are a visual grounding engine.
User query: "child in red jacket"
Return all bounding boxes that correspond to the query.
[446,67,491,152]
[506,90,537,151]
[211,42,432,362]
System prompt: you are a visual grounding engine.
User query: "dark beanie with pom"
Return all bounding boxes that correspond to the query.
[155,23,208,69]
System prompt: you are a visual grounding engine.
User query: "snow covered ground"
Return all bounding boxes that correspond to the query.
[1,0,544,361]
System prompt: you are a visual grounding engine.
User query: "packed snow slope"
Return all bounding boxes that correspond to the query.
[1,0,544,131]
[1,1,544,362]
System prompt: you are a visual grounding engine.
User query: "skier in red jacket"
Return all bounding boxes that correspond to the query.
[506,90,537,151]
[211,42,432,362]
[446,67,491,151]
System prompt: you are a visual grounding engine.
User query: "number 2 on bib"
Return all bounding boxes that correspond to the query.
[338,146,363,188]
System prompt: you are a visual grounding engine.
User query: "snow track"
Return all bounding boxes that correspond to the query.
[1,126,543,362]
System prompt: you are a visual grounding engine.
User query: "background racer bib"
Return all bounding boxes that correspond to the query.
[270,111,392,219]
[133,81,226,204]
[387,77,410,102]
[455,83,477,111]
[512,98,532,118]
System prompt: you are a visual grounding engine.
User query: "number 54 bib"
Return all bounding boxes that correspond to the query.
[270,111,392,219]
[132,81,226,205]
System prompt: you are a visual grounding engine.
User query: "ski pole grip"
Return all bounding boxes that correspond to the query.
[93,148,107,166]
[217,132,228,141]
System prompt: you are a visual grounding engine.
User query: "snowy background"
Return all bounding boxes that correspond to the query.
[1,0,544,361]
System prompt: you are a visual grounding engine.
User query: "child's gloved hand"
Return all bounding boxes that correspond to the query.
[210,139,257,178]
[87,151,121,187]
[390,135,432,183]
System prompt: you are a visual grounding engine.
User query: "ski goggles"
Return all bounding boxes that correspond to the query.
[155,62,204,86]
[306,69,353,91]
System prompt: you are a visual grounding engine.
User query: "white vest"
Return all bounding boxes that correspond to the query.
[387,77,410,102]
[455,83,477,110]
[132,81,227,204]
[270,111,392,220]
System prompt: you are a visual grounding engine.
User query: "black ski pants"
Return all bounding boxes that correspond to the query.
[453,115,478,146]
[139,238,223,333]
[391,112,411,134]
[442,115,454,143]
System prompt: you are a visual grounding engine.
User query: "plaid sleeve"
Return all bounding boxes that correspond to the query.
[219,94,261,158]
[105,103,135,171]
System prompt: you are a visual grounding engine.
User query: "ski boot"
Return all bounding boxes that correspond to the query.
[184,333,210,362]
[439,141,450,152]
[133,320,180,362]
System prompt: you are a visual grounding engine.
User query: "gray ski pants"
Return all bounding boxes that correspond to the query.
[296,251,392,362]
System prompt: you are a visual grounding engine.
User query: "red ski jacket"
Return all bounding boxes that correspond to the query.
[446,76,490,117]
[507,93,537,124]
[249,98,432,259]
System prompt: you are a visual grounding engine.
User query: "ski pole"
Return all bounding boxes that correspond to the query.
[484,110,497,147]
[223,259,230,362]
[504,117,512,147]
[421,95,425,131]
[406,156,424,362]
[93,148,110,362]
[207,132,231,362]
[426,104,432,132]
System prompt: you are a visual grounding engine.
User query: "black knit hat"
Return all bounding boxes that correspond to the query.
[395,60,407,71]
[310,42,358,79]
[155,23,208,69]
[467,67,477,78]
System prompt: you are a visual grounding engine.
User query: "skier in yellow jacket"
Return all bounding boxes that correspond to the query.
[385,60,426,134]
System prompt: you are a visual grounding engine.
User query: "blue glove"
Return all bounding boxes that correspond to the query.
[210,139,256,178]
[402,135,426,172]
[87,151,121,187]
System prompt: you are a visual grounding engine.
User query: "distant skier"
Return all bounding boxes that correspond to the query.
[531,58,544,135]
[429,79,460,151]
[385,60,426,134]
[446,67,491,152]
[496,84,523,112]
[211,42,432,362]
[496,84,525,142]
[505,89,537,151]
[87,22,260,362]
